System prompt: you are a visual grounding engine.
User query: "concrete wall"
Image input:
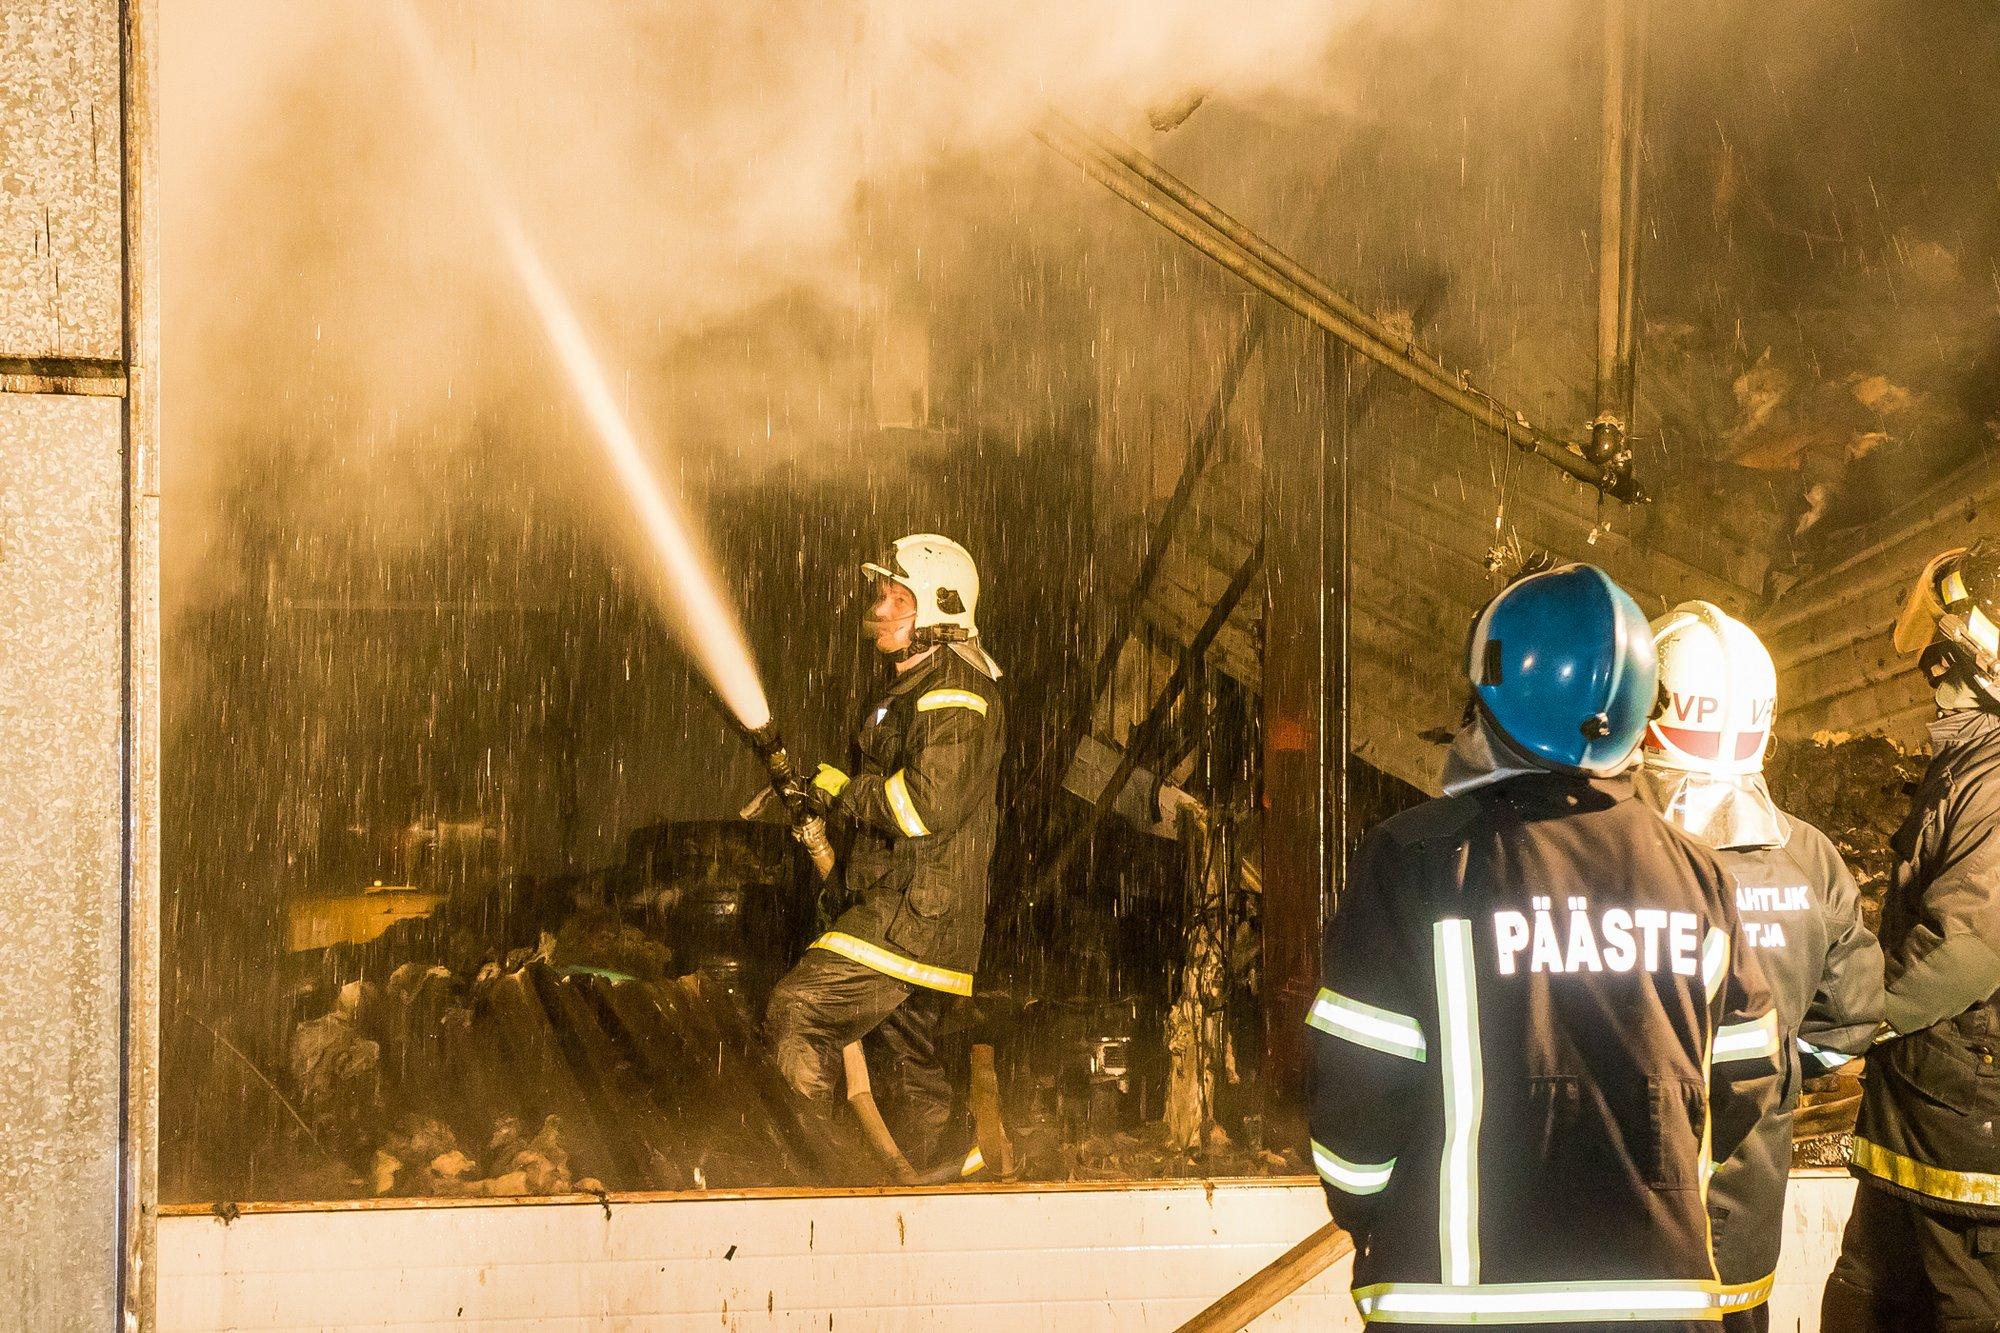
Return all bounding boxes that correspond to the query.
[0,0,156,1326]
[158,1175,1860,1330]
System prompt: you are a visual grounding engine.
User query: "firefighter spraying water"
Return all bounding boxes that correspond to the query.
[764,536,1010,1183]
[386,14,1000,1186]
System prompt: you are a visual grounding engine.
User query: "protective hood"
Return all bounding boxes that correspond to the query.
[1441,711,1567,795]
[949,637,1003,681]
[1634,767,1787,851]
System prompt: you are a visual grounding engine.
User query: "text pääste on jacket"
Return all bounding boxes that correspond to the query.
[1308,772,1783,1326]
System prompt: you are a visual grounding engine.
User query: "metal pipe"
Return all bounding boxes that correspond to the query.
[1592,0,1647,470]
[121,0,163,1327]
[1059,114,1458,391]
[1030,115,1646,503]
[1591,0,1629,466]
[1616,0,1650,425]
[919,41,1641,499]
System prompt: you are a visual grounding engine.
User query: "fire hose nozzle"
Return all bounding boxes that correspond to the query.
[740,719,837,879]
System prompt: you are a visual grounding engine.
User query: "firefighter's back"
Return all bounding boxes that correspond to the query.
[1313,772,1775,1329]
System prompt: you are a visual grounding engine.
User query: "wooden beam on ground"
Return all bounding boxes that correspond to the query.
[1174,1221,1355,1333]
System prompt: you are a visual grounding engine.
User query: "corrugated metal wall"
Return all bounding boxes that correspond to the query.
[1761,455,2000,748]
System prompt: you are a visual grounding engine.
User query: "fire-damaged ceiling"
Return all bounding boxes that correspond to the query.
[1069,0,2000,793]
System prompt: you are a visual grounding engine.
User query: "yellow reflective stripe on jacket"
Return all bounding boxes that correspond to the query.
[809,931,973,996]
[1312,1139,1395,1196]
[1307,988,1428,1062]
[884,770,930,837]
[916,688,988,716]
[1716,1273,1776,1312]
[1852,1134,2000,1208]
[1713,1010,1780,1064]
[1352,1278,1733,1324]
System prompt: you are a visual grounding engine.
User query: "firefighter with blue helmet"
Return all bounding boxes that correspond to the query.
[1309,562,1782,1330]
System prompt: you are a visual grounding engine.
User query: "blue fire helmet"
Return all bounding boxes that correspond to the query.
[1466,562,1659,776]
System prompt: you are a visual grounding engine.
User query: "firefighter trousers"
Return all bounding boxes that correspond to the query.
[764,946,955,1170]
[1823,1181,2000,1332]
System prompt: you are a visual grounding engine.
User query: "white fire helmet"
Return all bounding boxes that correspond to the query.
[862,534,980,640]
[1642,600,1777,777]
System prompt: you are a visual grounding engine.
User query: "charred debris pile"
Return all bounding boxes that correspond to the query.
[168,811,1301,1205]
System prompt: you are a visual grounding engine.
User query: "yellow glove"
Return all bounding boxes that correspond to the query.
[812,763,851,801]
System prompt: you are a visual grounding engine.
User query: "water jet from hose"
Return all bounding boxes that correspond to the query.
[385,0,770,733]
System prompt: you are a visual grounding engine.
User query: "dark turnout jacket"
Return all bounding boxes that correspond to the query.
[1309,773,1783,1327]
[812,647,1003,997]
[1706,815,1882,1289]
[1854,708,2000,1217]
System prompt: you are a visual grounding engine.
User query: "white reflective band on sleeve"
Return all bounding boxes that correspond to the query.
[1797,1037,1855,1068]
[1312,1140,1395,1196]
[916,688,988,716]
[1353,1277,1740,1324]
[808,931,973,996]
[1703,927,1729,1002]
[1434,919,1484,1287]
[1713,1010,1780,1064]
[884,770,930,837]
[1307,988,1428,1062]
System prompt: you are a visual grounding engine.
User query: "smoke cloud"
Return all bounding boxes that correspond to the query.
[161,0,1394,613]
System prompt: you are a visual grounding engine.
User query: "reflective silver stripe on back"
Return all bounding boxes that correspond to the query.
[1434,918,1484,1287]
[1306,988,1428,1062]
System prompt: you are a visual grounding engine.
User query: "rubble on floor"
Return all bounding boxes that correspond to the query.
[1766,732,1924,929]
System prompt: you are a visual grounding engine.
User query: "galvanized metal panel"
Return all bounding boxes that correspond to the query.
[0,0,124,358]
[159,1181,1358,1331]
[0,393,126,1326]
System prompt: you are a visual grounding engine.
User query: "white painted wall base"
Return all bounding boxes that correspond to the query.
[159,1174,1860,1331]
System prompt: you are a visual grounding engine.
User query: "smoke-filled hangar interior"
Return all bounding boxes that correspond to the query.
[2,0,1998,1325]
